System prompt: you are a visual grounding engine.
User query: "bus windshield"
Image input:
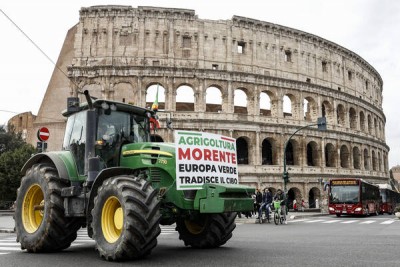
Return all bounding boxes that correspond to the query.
[330,185,359,204]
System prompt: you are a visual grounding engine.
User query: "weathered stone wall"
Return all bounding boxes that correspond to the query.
[31,5,389,207]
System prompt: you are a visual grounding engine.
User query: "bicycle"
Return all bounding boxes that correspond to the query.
[273,200,286,225]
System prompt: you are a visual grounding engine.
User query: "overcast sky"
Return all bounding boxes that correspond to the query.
[1,0,399,167]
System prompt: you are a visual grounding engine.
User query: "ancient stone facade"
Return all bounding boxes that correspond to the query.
[8,112,36,141]
[30,5,389,208]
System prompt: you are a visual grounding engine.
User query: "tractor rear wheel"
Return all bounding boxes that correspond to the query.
[91,176,161,261]
[14,164,81,252]
[176,212,236,248]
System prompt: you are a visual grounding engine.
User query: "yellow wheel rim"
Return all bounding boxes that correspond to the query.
[22,184,44,233]
[184,219,206,235]
[101,196,123,243]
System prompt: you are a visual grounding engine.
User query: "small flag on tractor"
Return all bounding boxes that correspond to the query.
[151,84,159,112]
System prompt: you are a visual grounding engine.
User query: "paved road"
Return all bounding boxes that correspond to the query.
[0,214,399,266]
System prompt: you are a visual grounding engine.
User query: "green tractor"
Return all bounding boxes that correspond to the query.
[14,91,254,261]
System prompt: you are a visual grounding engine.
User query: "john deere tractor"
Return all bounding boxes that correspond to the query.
[14,91,254,261]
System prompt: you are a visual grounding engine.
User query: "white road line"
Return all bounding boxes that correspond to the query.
[290,219,310,223]
[0,252,9,255]
[380,220,395,225]
[304,219,325,223]
[341,220,359,224]
[0,247,21,251]
[322,220,341,224]
[359,220,375,224]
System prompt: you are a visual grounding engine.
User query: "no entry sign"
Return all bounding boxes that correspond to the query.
[37,127,50,142]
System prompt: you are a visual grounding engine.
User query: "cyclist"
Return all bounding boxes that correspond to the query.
[274,189,287,224]
[258,188,272,222]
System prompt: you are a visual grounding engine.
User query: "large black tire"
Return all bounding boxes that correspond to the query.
[91,176,161,261]
[14,164,81,252]
[175,212,236,248]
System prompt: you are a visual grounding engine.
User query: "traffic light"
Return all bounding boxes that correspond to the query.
[283,171,290,184]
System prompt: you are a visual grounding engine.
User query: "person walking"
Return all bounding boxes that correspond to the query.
[255,189,262,218]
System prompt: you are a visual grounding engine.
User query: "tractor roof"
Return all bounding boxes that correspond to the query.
[62,99,154,117]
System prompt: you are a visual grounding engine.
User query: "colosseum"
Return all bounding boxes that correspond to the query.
[28,5,389,210]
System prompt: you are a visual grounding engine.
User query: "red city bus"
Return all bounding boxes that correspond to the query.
[328,178,381,217]
[379,187,400,214]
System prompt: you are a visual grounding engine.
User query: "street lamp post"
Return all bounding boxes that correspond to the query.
[282,117,327,193]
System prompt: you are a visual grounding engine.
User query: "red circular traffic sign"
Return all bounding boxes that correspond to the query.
[37,127,50,141]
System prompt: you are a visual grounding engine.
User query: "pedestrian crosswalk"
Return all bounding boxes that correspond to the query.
[0,225,177,256]
[290,218,398,225]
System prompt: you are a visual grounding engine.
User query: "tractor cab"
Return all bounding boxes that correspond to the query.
[62,92,154,175]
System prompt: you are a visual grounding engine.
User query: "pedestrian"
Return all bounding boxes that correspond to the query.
[274,189,287,224]
[293,199,297,211]
[258,188,273,221]
[315,198,319,209]
[301,199,305,212]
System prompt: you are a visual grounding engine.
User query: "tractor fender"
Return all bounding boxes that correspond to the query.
[21,152,76,181]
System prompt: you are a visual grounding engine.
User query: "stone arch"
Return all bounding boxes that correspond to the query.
[288,187,302,209]
[368,114,373,134]
[363,148,369,170]
[325,143,336,167]
[112,82,135,104]
[322,100,334,125]
[308,187,321,208]
[176,85,195,111]
[372,150,377,171]
[349,107,357,129]
[283,94,295,117]
[304,96,318,122]
[337,104,346,126]
[236,136,249,164]
[286,139,300,166]
[234,89,248,114]
[353,146,361,169]
[340,144,350,168]
[306,141,319,166]
[259,91,273,116]
[359,111,365,132]
[262,137,277,165]
[146,84,166,110]
[205,86,222,112]
[151,134,164,142]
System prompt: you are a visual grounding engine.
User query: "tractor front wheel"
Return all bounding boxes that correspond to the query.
[14,164,81,252]
[91,176,161,261]
[176,212,236,248]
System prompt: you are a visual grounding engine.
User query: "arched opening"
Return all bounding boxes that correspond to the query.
[308,187,321,208]
[236,137,248,164]
[287,187,302,210]
[262,138,274,165]
[349,107,357,129]
[234,89,248,114]
[285,141,294,165]
[304,97,317,122]
[372,150,377,171]
[205,86,222,112]
[146,84,166,110]
[283,95,292,117]
[374,118,378,137]
[340,145,350,168]
[363,149,369,170]
[307,141,319,166]
[259,92,272,116]
[359,111,365,132]
[176,85,195,111]
[337,104,345,126]
[325,143,336,167]
[378,152,382,171]
[353,146,361,169]
[322,100,333,123]
[368,114,372,134]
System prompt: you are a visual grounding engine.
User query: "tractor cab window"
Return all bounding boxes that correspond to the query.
[96,110,150,167]
[63,111,87,174]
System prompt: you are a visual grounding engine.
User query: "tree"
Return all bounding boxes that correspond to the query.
[0,125,35,207]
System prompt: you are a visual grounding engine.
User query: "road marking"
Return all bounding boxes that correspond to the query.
[380,220,395,225]
[304,219,325,223]
[290,219,309,223]
[322,220,341,224]
[341,220,359,224]
[0,247,21,251]
[359,220,375,224]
